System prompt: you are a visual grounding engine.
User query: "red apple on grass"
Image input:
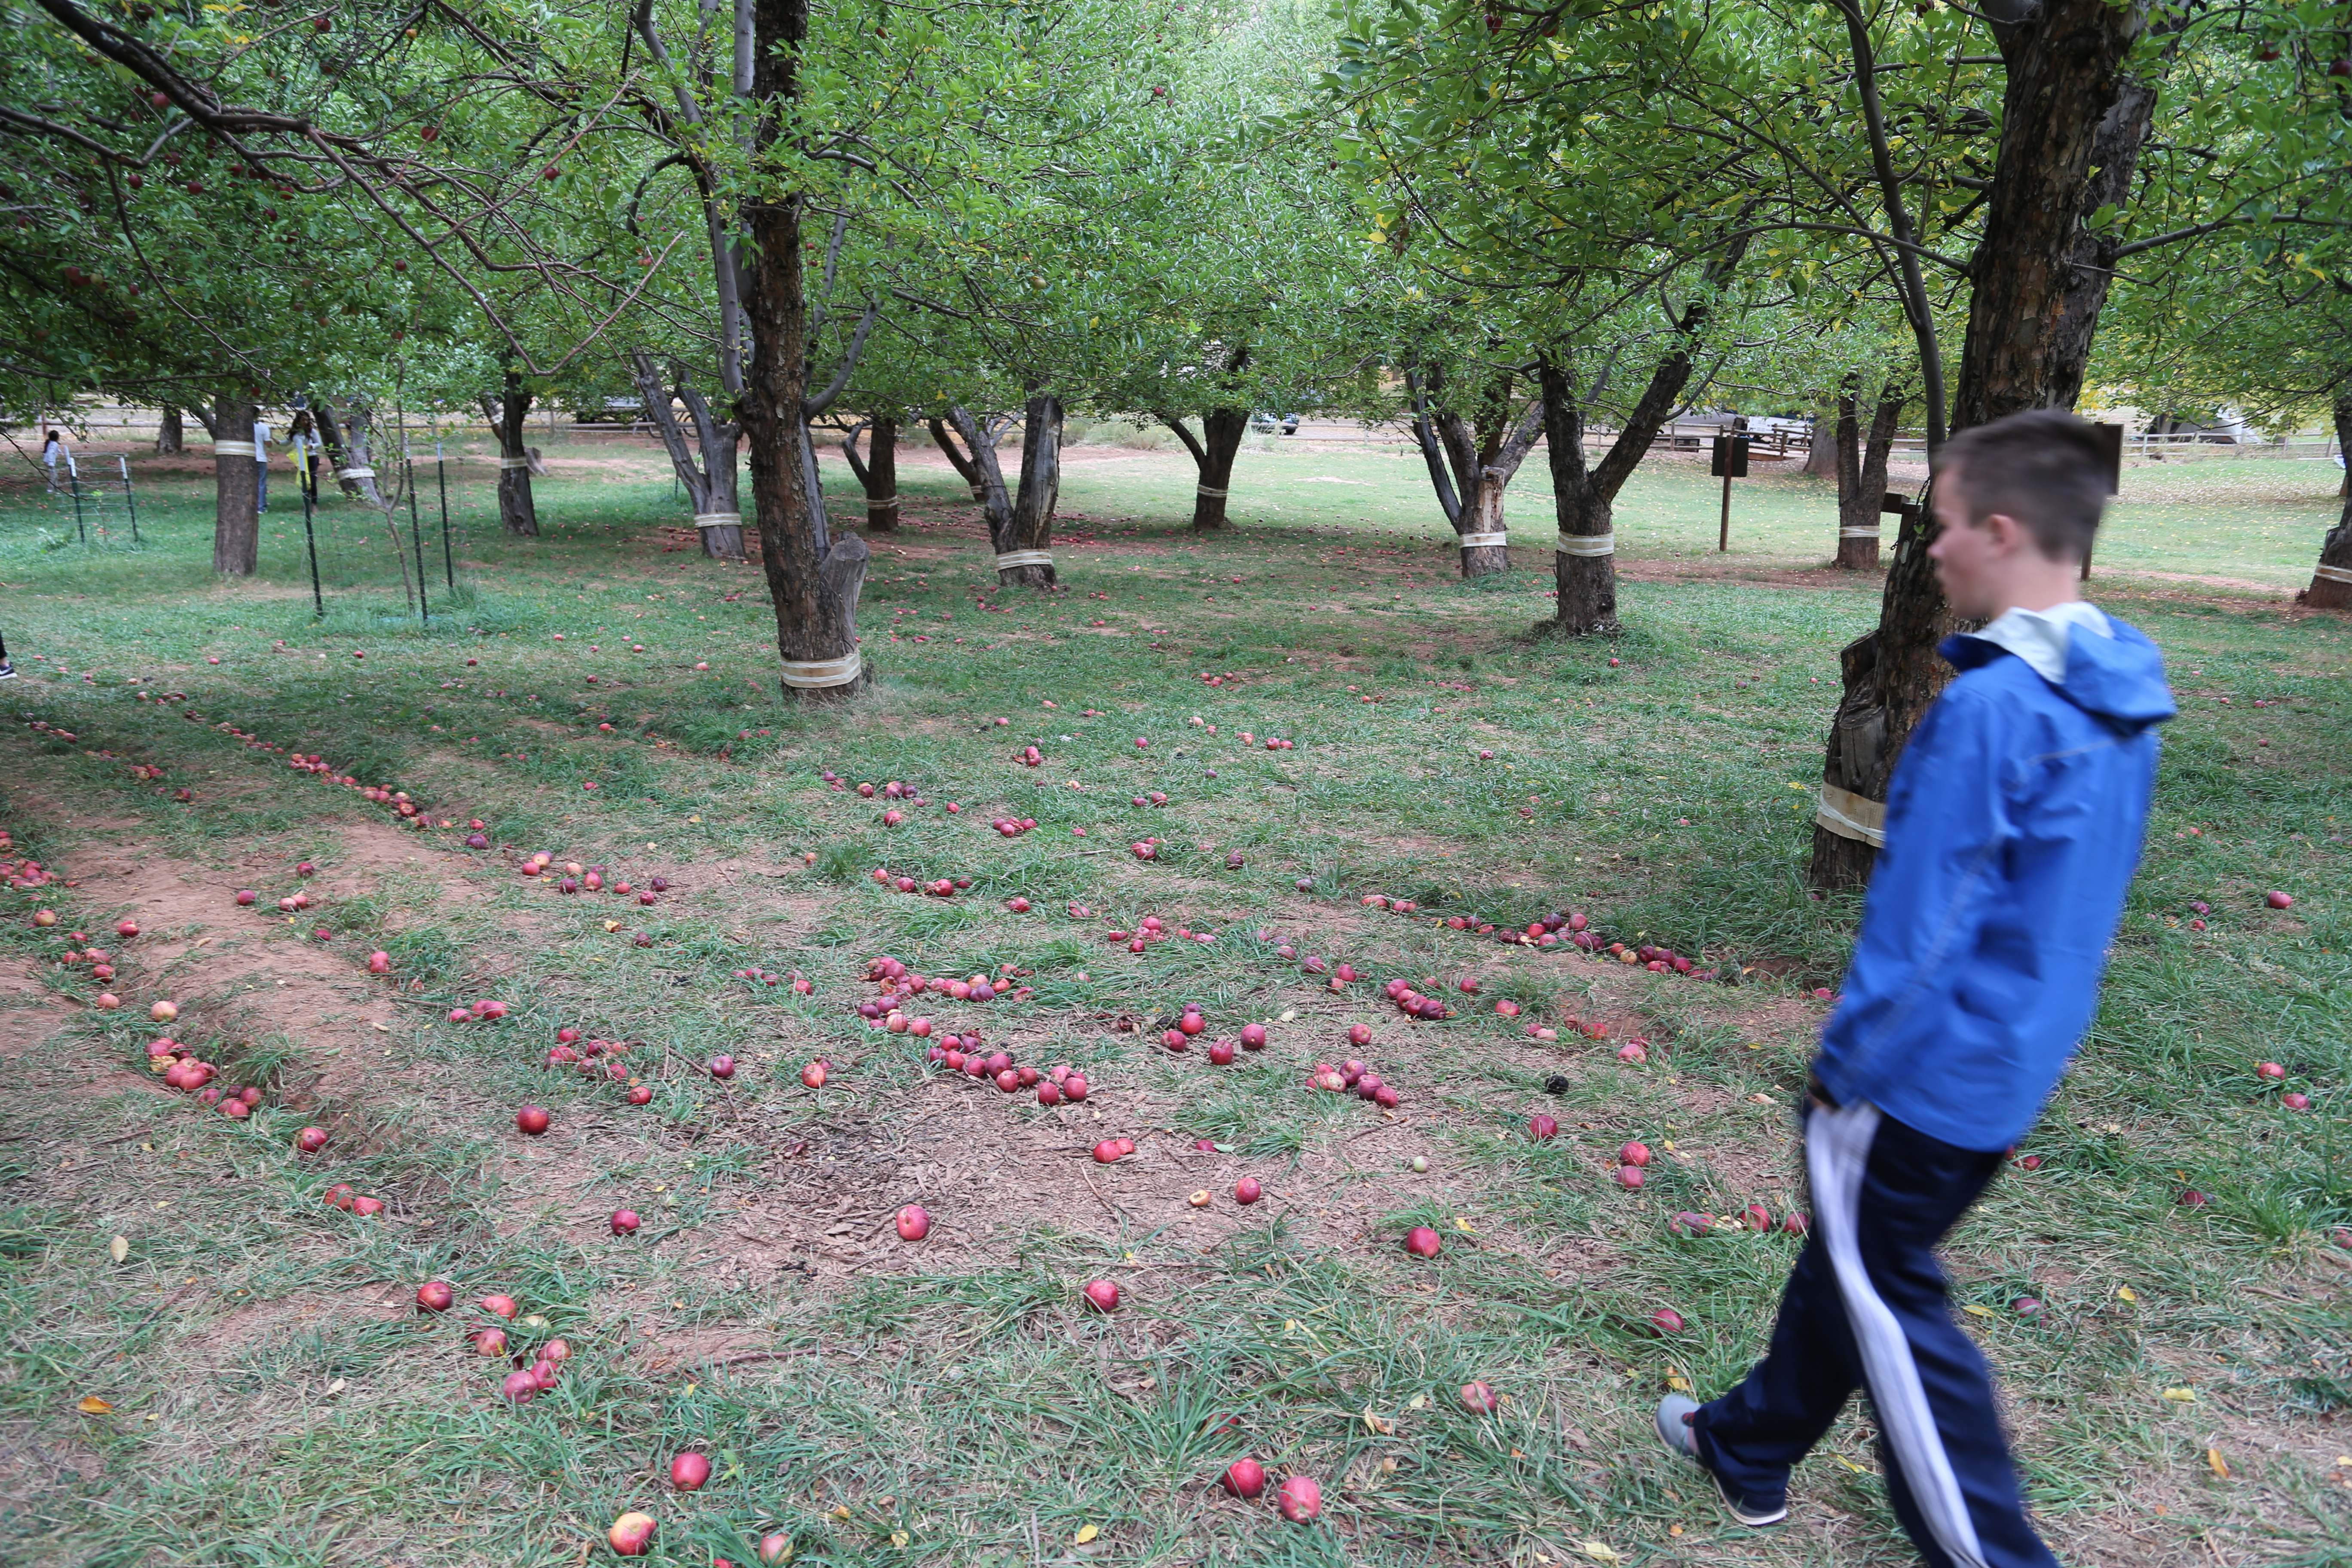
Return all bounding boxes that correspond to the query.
[1528,1115,1559,1141]
[416,1280,454,1312]
[1459,1381,1500,1414]
[1276,1476,1321,1522]
[670,1452,711,1491]
[897,1204,930,1240]
[481,1294,518,1319]
[607,1513,655,1557]
[801,1061,827,1089]
[708,1054,735,1080]
[501,1369,539,1402]
[1083,1279,1120,1312]
[297,1126,329,1154]
[2265,891,2293,909]
[515,1106,550,1135]
[611,1209,640,1235]
[1403,1226,1442,1258]
[1620,1141,1651,1167]
[1650,1307,1686,1334]
[1222,1458,1267,1498]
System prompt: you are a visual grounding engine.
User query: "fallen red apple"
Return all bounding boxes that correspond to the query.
[626,1084,652,1105]
[481,1294,518,1319]
[1669,1211,1713,1237]
[1276,1475,1321,1522]
[352,1195,383,1216]
[1616,1165,1645,1188]
[1037,1081,1062,1106]
[367,950,391,974]
[758,1534,789,1565]
[1650,1306,1686,1333]
[1742,1203,1772,1231]
[709,1054,736,1079]
[1208,1040,1236,1066]
[235,889,257,906]
[515,1106,550,1135]
[501,1369,539,1402]
[608,1512,656,1557]
[2257,1061,2285,1080]
[416,1280,454,1312]
[1459,1381,1500,1414]
[2282,1092,2311,1110]
[801,1062,826,1089]
[1528,1115,1559,1141]
[1240,1023,1268,1049]
[475,1327,509,1356]
[897,1204,930,1240]
[670,1452,711,1491]
[1235,1177,1262,1204]
[1403,1226,1441,1258]
[117,919,139,938]
[1063,1074,1089,1101]
[1083,1279,1120,1312]
[1093,1140,1124,1164]
[612,1209,640,1235]
[297,1126,329,1154]
[2266,891,2293,909]
[1620,1141,1652,1167]
[1782,1211,1810,1235]
[1222,1458,1267,1498]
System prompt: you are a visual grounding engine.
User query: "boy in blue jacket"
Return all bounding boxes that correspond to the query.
[1657,409,2176,1567]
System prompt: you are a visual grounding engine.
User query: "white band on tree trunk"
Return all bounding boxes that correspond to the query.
[2313,563,2352,585]
[336,466,376,481]
[213,441,257,457]
[1459,531,1509,548]
[693,512,741,530]
[1555,531,1616,557]
[499,456,531,470]
[1840,527,1881,539]
[1815,783,1887,848]
[1196,486,1228,499]
[996,549,1055,570]
[780,650,864,689]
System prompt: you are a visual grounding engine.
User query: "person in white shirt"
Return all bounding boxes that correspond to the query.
[40,428,68,490]
[288,410,320,502]
[253,415,274,510]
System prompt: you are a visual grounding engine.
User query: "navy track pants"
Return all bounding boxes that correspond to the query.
[1692,1102,2058,1568]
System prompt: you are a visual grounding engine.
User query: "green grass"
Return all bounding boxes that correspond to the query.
[0,433,2343,1567]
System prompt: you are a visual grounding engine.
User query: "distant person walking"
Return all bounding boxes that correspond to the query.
[1656,410,2175,1567]
[288,410,320,502]
[40,427,69,490]
[253,412,274,511]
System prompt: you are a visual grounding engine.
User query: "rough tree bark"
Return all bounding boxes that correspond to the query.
[946,400,1061,588]
[1409,364,1544,578]
[1801,401,1838,477]
[2300,389,2352,610]
[1542,341,1706,632]
[1834,380,1904,570]
[1808,0,2158,888]
[155,404,184,453]
[479,366,540,537]
[839,416,900,530]
[1157,408,1250,530]
[740,0,867,701]
[211,387,260,576]
[628,349,745,560]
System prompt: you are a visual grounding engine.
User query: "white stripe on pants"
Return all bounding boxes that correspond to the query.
[1808,1102,1991,1568]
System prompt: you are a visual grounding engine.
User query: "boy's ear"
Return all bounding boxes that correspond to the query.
[1981,511,2029,554]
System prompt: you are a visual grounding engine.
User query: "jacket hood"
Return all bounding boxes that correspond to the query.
[1943,609,2177,732]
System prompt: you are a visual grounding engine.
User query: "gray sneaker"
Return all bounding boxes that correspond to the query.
[1656,1394,1790,1527]
[0,662,14,680]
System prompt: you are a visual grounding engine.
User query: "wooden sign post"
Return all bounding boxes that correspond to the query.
[1711,432,1750,551]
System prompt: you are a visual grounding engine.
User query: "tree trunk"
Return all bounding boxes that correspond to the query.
[1809,0,2159,888]
[628,349,744,560]
[1834,383,1901,570]
[930,416,988,501]
[211,388,260,576]
[852,416,900,530]
[155,404,184,454]
[1413,366,1540,577]
[483,367,540,536]
[2300,389,2352,610]
[1160,408,1249,530]
[999,394,1062,588]
[1544,337,1708,630]
[740,0,866,701]
[1801,402,1838,477]
[312,401,361,496]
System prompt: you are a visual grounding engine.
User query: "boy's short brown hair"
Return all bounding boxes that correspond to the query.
[1933,408,2112,562]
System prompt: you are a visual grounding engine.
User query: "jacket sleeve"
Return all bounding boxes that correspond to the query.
[1811,684,2016,1112]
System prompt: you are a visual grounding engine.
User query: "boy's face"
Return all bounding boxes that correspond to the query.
[1928,465,2009,621]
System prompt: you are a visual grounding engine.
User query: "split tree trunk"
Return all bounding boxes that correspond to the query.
[2301,390,2352,610]
[1409,364,1541,577]
[1542,341,1705,632]
[481,367,540,536]
[155,404,184,453]
[1834,383,1902,570]
[740,0,867,701]
[947,400,1061,588]
[840,417,900,531]
[628,349,745,560]
[312,401,363,496]
[930,416,988,501]
[1158,408,1249,530]
[211,388,260,576]
[1810,0,2159,888]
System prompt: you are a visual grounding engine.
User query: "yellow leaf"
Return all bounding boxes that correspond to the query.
[77,1396,113,1414]
[889,1532,909,1548]
[2116,1286,2138,1302]
[1580,1543,1621,1565]
[2162,1387,2196,1403]
[1666,1374,1690,1391]
[1073,1525,1098,1544]
[2207,1448,2229,1479]
[108,1236,128,1264]
[1407,1393,1428,1409]
[1963,1304,1994,1319]
[1455,1217,1474,1232]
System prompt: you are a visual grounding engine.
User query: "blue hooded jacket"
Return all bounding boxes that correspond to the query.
[1812,603,2177,1152]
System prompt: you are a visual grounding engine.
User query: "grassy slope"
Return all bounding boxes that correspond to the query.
[0,438,2344,1568]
